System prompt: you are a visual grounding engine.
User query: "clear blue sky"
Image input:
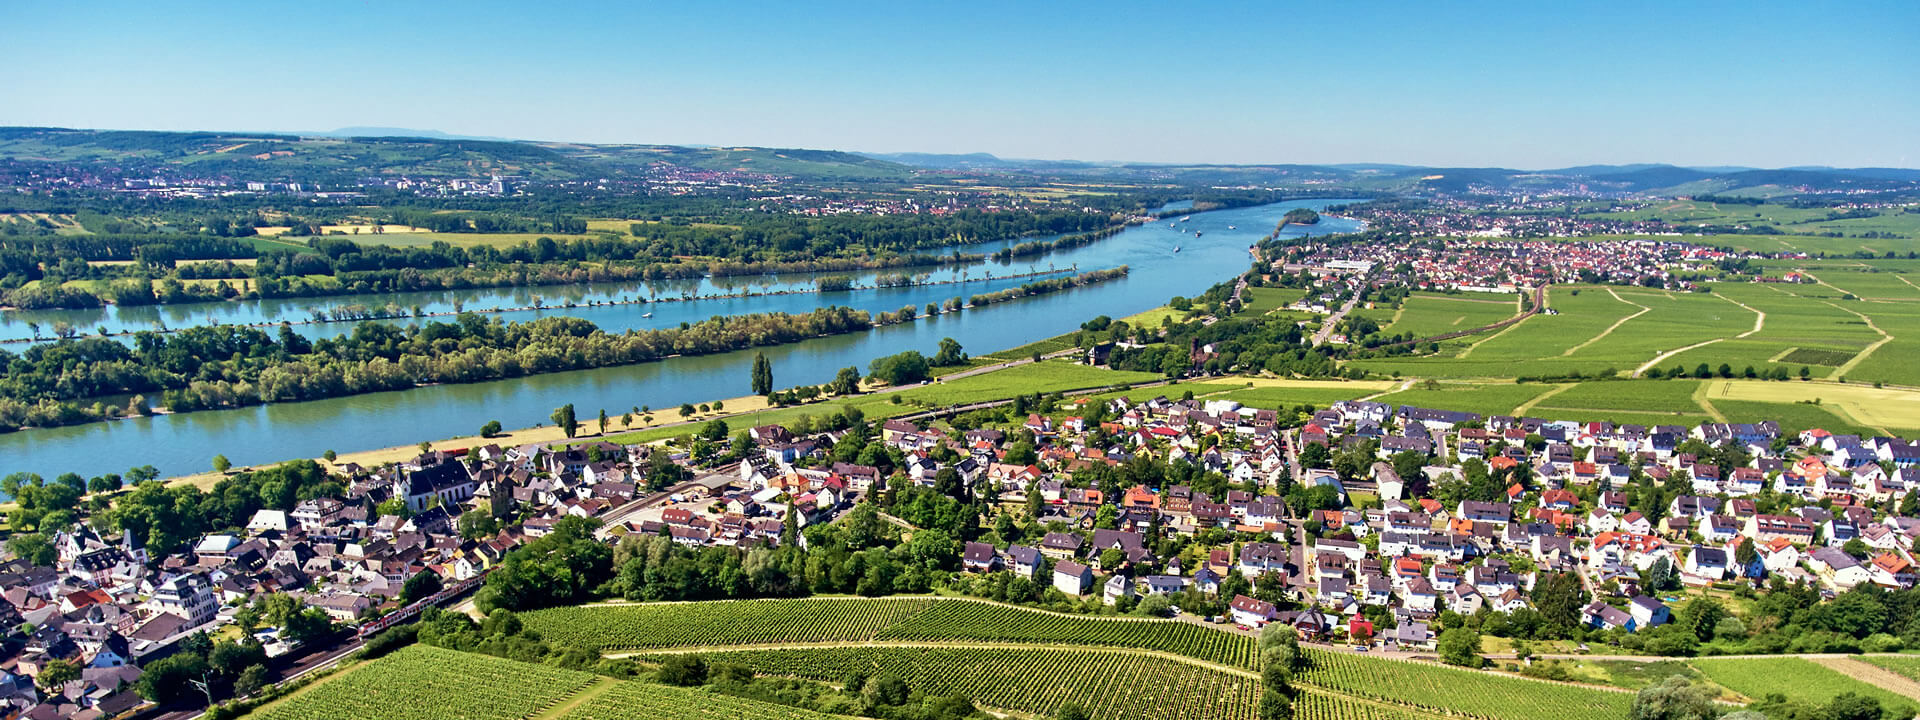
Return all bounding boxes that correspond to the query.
[4,0,1915,168]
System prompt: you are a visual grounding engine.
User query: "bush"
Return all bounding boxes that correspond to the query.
[655,653,708,686]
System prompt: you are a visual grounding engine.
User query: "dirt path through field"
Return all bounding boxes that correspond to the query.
[1562,288,1649,356]
[1631,293,1764,378]
[1512,382,1576,416]
[1692,382,1730,423]
[533,677,618,720]
[1820,300,1893,379]
[1810,657,1920,702]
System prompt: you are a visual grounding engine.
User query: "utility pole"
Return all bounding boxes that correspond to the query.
[190,671,215,707]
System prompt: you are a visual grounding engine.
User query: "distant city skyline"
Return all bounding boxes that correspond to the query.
[3,0,1915,168]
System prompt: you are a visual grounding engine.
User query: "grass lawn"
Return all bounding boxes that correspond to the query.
[1239,287,1304,315]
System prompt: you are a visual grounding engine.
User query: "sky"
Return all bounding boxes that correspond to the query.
[3,0,1916,168]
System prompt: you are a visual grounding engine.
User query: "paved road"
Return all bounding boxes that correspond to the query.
[1312,289,1365,347]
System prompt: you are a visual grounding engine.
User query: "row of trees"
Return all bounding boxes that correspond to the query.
[0,307,878,431]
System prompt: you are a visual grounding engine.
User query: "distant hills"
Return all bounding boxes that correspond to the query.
[0,126,1913,197]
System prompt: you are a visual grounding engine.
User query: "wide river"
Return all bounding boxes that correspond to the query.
[1,200,1360,480]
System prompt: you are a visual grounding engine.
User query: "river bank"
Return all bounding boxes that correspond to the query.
[0,266,1085,346]
[0,199,1364,481]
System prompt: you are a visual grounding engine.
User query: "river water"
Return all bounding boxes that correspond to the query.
[1,199,1359,480]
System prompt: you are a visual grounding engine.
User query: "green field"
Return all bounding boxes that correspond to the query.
[1533,380,1706,414]
[1381,292,1519,339]
[1689,657,1916,713]
[1302,648,1633,720]
[599,360,1158,444]
[523,598,941,651]
[1209,384,1382,409]
[1863,655,1920,682]
[1371,381,1557,417]
[557,680,845,720]
[249,645,599,720]
[1239,287,1306,315]
[539,597,1638,720]
[668,646,1267,720]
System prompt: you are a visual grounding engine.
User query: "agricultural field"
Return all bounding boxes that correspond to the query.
[873,599,1260,668]
[1301,648,1633,720]
[1531,380,1706,415]
[599,360,1156,444]
[521,598,940,651]
[1862,655,1920,683]
[1689,657,1916,713]
[1380,292,1518,339]
[663,646,1264,720]
[248,645,598,720]
[1700,380,1920,435]
[557,678,845,720]
[1370,381,1558,417]
[1240,287,1306,315]
[1209,382,1384,410]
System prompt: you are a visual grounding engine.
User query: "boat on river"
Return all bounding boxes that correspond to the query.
[1173,246,1181,253]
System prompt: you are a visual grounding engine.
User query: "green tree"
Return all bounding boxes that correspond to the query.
[1627,676,1717,720]
[1437,627,1483,668]
[656,653,708,686]
[36,658,80,693]
[751,352,774,396]
[679,403,695,418]
[551,404,578,438]
[833,366,863,395]
[480,420,503,438]
[400,570,444,604]
[597,408,609,435]
[212,454,232,473]
[932,337,967,366]
[234,664,270,697]
[1056,703,1093,720]
[1258,690,1294,720]
[6,533,55,566]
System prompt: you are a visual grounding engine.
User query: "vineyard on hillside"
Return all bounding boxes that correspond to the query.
[521,598,940,651]
[1301,648,1632,720]
[1690,657,1916,714]
[250,645,598,720]
[664,646,1263,720]
[874,599,1259,668]
[558,679,845,720]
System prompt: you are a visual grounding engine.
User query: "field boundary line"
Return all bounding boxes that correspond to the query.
[1811,656,1920,702]
[1819,300,1892,379]
[532,676,618,720]
[1633,338,1724,378]
[1360,379,1414,402]
[1714,292,1767,338]
[1562,288,1649,357]
[1455,287,1547,359]
[1512,383,1577,416]
[1693,381,1729,423]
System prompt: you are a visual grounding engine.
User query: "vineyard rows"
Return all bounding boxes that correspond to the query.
[1300,648,1631,720]
[875,599,1260,668]
[667,646,1260,720]
[251,645,597,720]
[1291,692,1442,720]
[559,679,844,720]
[520,598,939,651]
